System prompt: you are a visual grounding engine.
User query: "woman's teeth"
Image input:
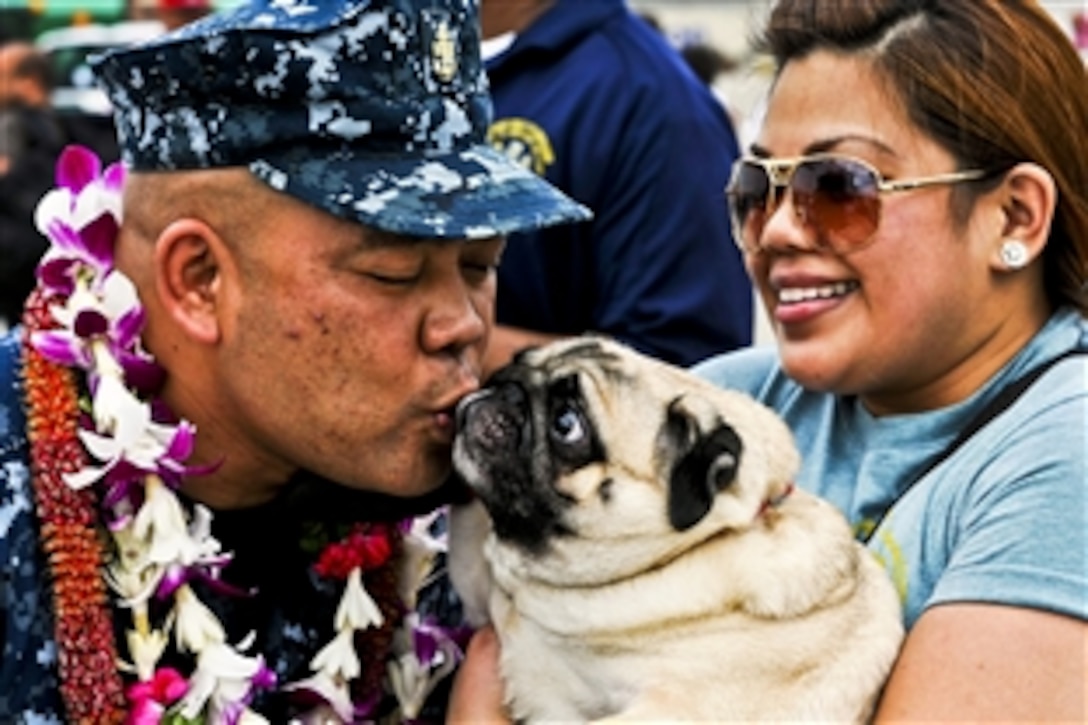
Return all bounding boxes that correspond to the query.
[778,281,857,304]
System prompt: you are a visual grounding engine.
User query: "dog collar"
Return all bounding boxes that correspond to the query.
[758,483,795,518]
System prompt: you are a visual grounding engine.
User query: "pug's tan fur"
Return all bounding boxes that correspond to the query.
[449,337,903,723]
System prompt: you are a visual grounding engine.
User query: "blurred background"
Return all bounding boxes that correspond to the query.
[2,0,1083,152]
[0,0,1084,341]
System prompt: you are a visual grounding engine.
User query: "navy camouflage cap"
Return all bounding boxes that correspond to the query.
[90,0,591,239]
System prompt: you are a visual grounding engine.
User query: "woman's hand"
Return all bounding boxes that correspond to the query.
[447,626,512,724]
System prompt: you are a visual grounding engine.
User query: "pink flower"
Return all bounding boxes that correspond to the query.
[125,667,189,725]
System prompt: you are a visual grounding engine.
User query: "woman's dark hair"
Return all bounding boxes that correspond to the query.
[758,0,1088,314]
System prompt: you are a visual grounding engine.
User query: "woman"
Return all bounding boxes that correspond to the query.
[695,0,1087,718]
[449,0,1087,720]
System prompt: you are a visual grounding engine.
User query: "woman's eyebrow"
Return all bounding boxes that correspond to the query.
[748,134,897,158]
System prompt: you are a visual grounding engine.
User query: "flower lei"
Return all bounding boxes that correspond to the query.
[21,145,465,724]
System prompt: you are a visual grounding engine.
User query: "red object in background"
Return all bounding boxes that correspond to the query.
[1075,11,1087,50]
[157,0,211,10]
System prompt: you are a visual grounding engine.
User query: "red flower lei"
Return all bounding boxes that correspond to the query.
[20,287,425,721]
[21,287,127,723]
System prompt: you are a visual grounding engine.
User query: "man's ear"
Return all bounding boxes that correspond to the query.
[990,162,1056,272]
[152,219,232,345]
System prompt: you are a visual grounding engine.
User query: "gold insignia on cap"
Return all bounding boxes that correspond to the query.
[431,19,458,83]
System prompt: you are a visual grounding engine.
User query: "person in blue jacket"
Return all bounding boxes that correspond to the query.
[479,0,752,373]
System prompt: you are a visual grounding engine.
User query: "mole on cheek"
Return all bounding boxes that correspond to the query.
[310,310,331,336]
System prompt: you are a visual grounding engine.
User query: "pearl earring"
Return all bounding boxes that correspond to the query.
[1000,239,1029,269]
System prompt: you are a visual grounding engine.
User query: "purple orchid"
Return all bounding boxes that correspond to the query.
[31,270,144,374]
[34,146,124,297]
[412,615,470,669]
[387,612,468,719]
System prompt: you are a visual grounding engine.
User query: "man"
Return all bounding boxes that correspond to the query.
[479,0,753,374]
[0,41,52,109]
[0,0,587,721]
[0,42,66,328]
[156,0,213,30]
[0,41,120,330]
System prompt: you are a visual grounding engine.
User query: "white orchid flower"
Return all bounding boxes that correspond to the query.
[126,627,169,682]
[406,510,449,553]
[174,584,226,653]
[177,639,273,723]
[336,566,384,631]
[65,410,177,490]
[90,367,143,435]
[48,281,105,329]
[108,521,153,574]
[72,172,124,229]
[40,272,141,371]
[34,169,123,237]
[282,669,354,723]
[34,186,74,236]
[309,628,361,682]
[127,481,225,579]
[387,613,461,720]
[396,529,441,610]
[95,270,141,325]
[387,650,435,720]
[182,504,224,565]
[105,554,162,608]
[131,477,191,563]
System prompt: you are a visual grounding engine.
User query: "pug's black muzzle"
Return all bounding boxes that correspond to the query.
[455,383,530,458]
[453,380,573,553]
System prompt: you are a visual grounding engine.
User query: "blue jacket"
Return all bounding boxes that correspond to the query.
[486,0,752,366]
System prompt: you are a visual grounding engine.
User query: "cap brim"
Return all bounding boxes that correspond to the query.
[249,143,592,239]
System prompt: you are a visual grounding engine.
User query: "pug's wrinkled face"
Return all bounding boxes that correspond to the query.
[452,337,799,584]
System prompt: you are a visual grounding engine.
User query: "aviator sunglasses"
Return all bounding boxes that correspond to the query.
[726,154,988,254]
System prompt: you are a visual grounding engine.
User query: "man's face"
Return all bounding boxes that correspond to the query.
[0,45,27,107]
[211,188,503,498]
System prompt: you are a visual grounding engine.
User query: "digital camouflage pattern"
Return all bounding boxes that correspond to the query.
[0,334,61,722]
[91,0,591,239]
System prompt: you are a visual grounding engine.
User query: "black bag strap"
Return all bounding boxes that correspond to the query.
[862,346,1087,543]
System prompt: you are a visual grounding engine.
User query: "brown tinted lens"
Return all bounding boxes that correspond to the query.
[728,161,771,249]
[791,158,882,250]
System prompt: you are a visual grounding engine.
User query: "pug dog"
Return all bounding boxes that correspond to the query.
[448,336,904,723]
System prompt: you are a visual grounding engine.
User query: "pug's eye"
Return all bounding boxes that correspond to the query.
[550,404,586,444]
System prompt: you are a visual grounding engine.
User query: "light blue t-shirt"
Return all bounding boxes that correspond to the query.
[694,308,1087,628]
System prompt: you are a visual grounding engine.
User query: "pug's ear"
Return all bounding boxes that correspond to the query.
[663,398,744,531]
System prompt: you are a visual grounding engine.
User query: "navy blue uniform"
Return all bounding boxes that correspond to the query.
[486,0,752,366]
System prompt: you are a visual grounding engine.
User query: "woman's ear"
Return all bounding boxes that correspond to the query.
[152,219,232,345]
[991,162,1056,272]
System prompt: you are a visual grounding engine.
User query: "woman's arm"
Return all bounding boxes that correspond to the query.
[875,602,1086,721]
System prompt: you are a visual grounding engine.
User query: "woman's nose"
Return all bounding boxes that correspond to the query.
[756,188,818,253]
